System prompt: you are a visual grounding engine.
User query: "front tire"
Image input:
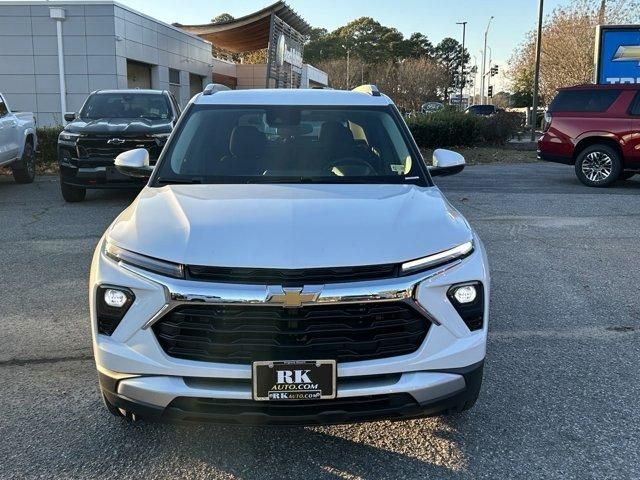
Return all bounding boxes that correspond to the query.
[574,144,622,187]
[60,179,86,202]
[11,141,36,184]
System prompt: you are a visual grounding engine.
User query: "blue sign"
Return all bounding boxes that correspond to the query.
[597,26,640,84]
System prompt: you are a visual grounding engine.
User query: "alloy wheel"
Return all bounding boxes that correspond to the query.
[582,151,612,182]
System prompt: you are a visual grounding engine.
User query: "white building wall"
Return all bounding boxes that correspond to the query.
[0,1,212,126]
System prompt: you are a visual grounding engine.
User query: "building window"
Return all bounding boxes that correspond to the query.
[127,60,152,89]
[169,69,181,99]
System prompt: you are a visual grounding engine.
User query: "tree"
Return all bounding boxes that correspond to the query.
[211,13,234,23]
[317,57,448,111]
[508,0,640,105]
[304,17,436,65]
[492,91,512,109]
[434,37,470,100]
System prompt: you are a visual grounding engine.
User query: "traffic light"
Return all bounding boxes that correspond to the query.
[488,86,493,98]
[490,65,498,76]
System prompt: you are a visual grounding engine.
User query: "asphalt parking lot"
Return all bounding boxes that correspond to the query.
[1,162,639,479]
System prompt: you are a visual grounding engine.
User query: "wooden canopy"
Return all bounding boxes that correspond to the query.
[175,1,311,54]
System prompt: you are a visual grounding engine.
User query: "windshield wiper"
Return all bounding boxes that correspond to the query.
[155,177,202,185]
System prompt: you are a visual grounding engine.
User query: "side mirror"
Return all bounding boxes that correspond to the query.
[64,112,76,122]
[115,148,153,178]
[429,149,466,177]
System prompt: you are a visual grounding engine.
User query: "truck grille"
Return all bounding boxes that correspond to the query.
[76,136,162,160]
[152,302,429,364]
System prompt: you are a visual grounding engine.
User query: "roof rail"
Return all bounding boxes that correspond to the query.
[202,83,231,95]
[351,84,381,97]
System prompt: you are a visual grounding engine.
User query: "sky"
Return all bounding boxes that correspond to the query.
[105,0,569,90]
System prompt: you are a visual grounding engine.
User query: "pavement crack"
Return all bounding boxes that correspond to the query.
[0,353,92,367]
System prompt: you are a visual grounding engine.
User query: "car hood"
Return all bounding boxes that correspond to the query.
[107,184,473,269]
[66,117,172,135]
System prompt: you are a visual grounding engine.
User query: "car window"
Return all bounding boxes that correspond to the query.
[467,105,495,115]
[154,105,425,185]
[549,89,621,113]
[80,93,172,119]
[629,92,640,115]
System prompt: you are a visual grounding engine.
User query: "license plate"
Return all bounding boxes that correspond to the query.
[252,360,336,401]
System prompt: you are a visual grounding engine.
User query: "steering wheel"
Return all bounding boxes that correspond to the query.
[326,157,377,176]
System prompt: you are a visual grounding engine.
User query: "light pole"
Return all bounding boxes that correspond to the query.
[481,15,494,104]
[456,21,467,110]
[531,0,544,140]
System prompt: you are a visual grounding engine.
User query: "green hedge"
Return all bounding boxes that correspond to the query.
[36,126,64,164]
[34,112,521,164]
[406,111,521,149]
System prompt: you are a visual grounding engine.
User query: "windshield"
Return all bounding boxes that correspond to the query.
[152,105,426,185]
[80,93,172,120]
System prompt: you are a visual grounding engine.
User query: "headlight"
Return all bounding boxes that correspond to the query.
[104,241,184,278]
[59,131,80,142]
[401,241,474,275]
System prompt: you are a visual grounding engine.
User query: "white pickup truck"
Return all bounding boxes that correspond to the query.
[0,92,37,184]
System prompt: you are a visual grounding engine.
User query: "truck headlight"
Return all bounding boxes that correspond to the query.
[59,131,80,142]
[104,241,185,279]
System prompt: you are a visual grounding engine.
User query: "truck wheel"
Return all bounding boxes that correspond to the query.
[619,172,635,180]
[60,180,86,202]
[11,141,36,184]
[574,144,622,187]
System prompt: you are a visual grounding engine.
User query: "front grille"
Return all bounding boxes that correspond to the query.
[186,264,399,285]
[152,302,429,364]
[76,136,162,160]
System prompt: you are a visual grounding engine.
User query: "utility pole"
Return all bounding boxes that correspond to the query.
[456,21,467,110]
[531,0,544,140]
[481,16,494,104]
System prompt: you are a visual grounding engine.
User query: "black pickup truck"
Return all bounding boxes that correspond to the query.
[57,89,181,202]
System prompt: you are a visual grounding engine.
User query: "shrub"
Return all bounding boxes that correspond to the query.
[36,126,63,164]
[406,111,520,149]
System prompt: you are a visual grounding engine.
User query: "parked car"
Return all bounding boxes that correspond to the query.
[0,92,37,184]
[58,89,181,202]
[538,84,640,187]
[464,104,497,116]
[91,84,490,425]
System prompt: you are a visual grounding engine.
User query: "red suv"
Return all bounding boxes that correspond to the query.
[538,84,640,187]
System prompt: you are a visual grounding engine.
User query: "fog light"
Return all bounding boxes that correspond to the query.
[453,285,477,304]
[104,289,128,308]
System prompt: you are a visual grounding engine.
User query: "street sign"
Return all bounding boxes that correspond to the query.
[595,25,640,84]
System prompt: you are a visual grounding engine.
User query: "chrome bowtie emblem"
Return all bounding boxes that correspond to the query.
[266,286,323,308]
[107,138,126,145]
[612,45,640,65]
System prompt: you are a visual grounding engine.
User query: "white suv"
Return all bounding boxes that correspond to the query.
[90,85,490,425]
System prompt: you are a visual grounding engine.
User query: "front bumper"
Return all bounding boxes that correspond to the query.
[100,361,483,425]
[90,235,490,424]
[58,143,153,189]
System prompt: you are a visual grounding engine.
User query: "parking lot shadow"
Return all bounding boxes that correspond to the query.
[95,414,471,479]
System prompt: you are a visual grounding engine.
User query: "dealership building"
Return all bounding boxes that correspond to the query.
[0,1,327,126]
